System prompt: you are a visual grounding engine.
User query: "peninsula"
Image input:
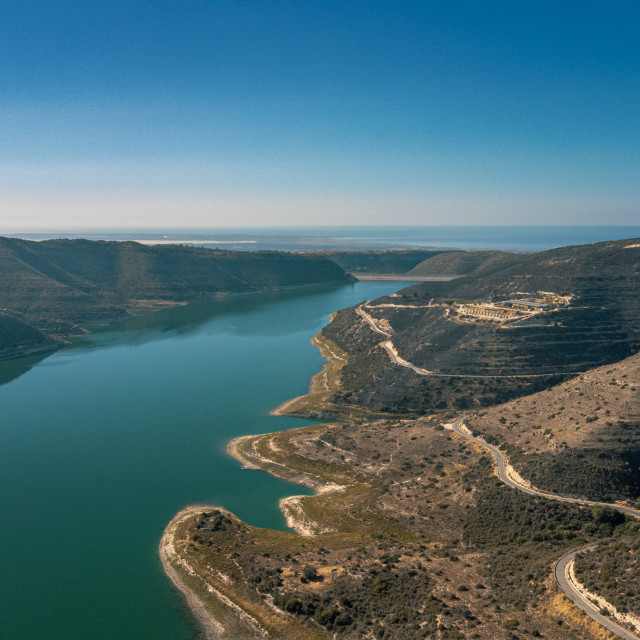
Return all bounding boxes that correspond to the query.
[164,238,640,639]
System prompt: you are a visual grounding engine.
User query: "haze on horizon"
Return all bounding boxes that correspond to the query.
[1,1,639,229]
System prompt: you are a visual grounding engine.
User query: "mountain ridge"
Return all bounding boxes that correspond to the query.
[0,236,354,358]
[313,237,640,415]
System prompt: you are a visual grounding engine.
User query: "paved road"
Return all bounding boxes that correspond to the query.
[554,546,640,640]
[447,417,640,640]
[380,339,433,375]
[355,307,640,637]
[356,305,435,375]
[355,305,579,380]
[355,303,390,337]
[448,419,640,518]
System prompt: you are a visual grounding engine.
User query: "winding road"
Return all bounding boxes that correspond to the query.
[446,418,640,640]
[355,303,580,380]
[554,547,640,640]
[356,303,639,636]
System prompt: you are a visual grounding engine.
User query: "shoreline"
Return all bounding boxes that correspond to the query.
[157,284,393,635]
[159,505,226,640]
[160,427,348,636]
[270,331,345,417]
[227,431,346,537]
[227,432,345,496]
[0,340,64,361]
[160,505,271,640]
[269,393,309,416]
[352,273,460,281]
[157,289,355,638]
[1,280,353,364]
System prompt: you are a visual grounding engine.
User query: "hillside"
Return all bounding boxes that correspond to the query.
[0,236,353,358]
[171,347,640,640]
[309,249,445,274]
[408,249,521,276]
[311,238,640,415]
[465,351,640,503]
[167,236,640,639]
[0,314,58,360]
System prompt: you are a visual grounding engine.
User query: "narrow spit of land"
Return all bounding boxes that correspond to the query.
[164,411,640,640]
[160,238,640,639]
[161,506,271,640]
[160,506,226,640]
[351,274,460,282]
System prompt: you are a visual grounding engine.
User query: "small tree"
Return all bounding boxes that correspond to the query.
[302,564,319,581]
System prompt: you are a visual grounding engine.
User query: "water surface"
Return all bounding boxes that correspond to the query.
[0,280,409,640]
[8,225,640,252]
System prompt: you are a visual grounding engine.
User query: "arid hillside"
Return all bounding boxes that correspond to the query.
[317,238,640,415]
[0,236,353,358]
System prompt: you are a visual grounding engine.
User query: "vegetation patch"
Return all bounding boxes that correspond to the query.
[574,530,640,616]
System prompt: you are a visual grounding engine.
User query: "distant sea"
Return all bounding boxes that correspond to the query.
[3,225,640,252]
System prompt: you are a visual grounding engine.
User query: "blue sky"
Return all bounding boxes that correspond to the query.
[1,0,638,228]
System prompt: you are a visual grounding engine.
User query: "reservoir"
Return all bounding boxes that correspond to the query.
[0,280,409,640]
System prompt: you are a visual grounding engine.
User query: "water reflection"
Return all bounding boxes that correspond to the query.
[0,279,412,640]
[75,283,354,347]
[0,351,56,387]
[0,283,356,385]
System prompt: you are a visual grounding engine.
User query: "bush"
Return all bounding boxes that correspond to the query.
[302,564,320,581]
[314,606,338,626]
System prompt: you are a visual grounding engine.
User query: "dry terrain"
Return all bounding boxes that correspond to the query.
[166,239,640,639]
[172,367,640,639]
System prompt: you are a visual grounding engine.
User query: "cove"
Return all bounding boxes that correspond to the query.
[0,280,411,640]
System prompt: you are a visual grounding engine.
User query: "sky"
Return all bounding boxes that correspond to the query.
[1,0,639,229]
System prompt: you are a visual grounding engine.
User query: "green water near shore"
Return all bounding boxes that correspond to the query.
[0,281,410,639]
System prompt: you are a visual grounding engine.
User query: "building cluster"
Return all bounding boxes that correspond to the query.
[453,293,569,325]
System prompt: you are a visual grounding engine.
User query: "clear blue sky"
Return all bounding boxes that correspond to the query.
[1,0,638,228]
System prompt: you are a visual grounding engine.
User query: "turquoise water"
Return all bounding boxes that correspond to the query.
[0,281,409,640]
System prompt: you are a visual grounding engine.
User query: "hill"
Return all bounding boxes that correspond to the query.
[166,236,640,639]
[171,348,640,640]
[0,236,353,358]
[465,350,640,503]
[307,238,640,415]
[309,249,445,274]
[0,314,58,360]
[408,249,521,276]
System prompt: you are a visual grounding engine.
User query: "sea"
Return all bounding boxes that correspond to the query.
[4,225,640,252]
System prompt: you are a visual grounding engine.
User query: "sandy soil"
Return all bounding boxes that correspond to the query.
[159,506,226,640]
[569,559,640,636]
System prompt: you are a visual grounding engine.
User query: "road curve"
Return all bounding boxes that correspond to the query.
[355,303,390,337]
[554,546,640,640]
[447,419,640,519]
[356,305,434,374]
[355,305,580,380]
[446,417,640,640]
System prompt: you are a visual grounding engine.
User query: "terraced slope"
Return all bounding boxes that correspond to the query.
[172,355,640,639]
[314,238,640,415]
